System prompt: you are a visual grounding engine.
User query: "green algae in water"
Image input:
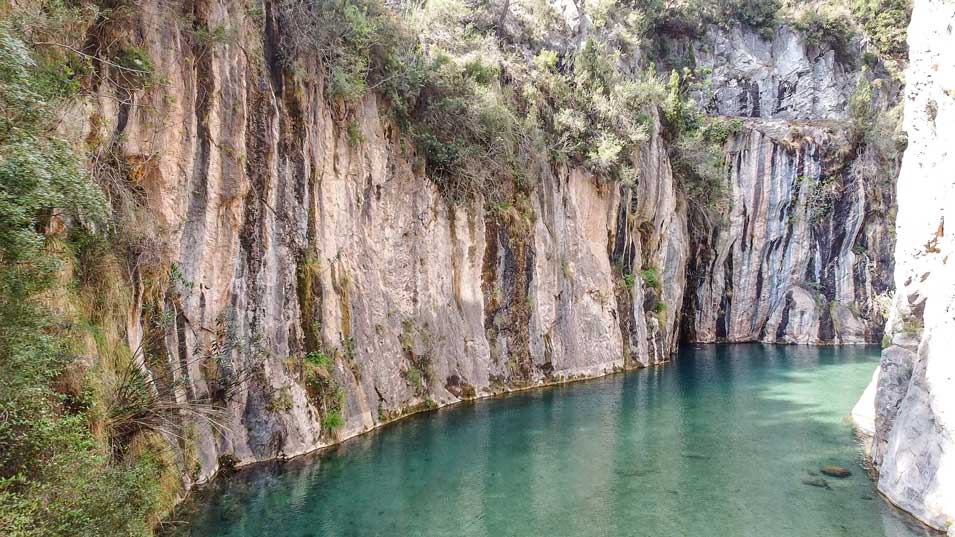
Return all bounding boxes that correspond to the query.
[170,345,936,537]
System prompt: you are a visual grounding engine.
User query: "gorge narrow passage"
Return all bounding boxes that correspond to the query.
[169,345,933,537]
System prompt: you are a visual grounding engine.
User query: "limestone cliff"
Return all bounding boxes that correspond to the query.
[853,0,955,531]
[680,25,898,345]
[67,0,896,491]
[684,119,895,344]
[70,0,695,484]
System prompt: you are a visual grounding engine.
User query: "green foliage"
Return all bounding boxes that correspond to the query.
[0,13,173,534]
[900,315,923,335]
[800,174,837,223]
[346,120,364,146]
[849,72,905,162]
[654,300,668,323]
[724,0,781,34]
[298,347,347,435]
[278,0,417,104]
[399,319,433,395]
[640,267,660,289]
[623,273,636,289]
[322,408,345,431]
[663,69,731,216]
[188,24,233,49]
[636,0,782,42]
[790,5,855,59]
[278,0,671,199]
[305,350,332,369]
[106,43,158,93]
[114,46,153,74]
[851,0,911,58]
[0,447,167,537]
[1,30,106,257]
[0,9,188,537]
[517,38,665,183]
[849,72,874,137]
[405,365,423,391]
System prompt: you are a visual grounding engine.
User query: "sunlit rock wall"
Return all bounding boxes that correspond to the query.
[854,0,955,531]
[692,25,859,119]
[66,0,899,491]
[74,0,688,483]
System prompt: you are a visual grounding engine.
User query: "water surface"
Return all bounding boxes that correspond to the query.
[171,345,934,537]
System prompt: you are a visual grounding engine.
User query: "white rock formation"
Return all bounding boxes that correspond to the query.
[854,0,955,530]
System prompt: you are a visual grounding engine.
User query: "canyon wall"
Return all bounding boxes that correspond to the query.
[853,0,955,531]
[70,0,894,486]
[74,0,691,483]
[680,25,897,345]
[683,119,894,344]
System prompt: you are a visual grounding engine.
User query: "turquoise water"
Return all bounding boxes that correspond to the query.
[170,345,935,537]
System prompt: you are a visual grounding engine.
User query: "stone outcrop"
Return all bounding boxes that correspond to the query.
[692,25,859,119]
[853,0,955,531]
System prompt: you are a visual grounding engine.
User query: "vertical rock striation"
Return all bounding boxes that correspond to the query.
[853,0,955,531]
[684,119,894,344]
[74,0,691,483]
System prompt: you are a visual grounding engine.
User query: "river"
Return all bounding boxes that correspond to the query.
[169,344,934,537]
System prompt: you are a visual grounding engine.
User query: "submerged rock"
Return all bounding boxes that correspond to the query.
[802,477,832,490]
[820,466,852,478]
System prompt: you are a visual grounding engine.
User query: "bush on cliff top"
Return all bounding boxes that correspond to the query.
[277,0,668,200]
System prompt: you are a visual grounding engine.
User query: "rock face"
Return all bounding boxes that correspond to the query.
[683,119,894,344]
[853,0,955,531]
[76,0,692,483]
[691,25,859,119]
[72,0,894,489]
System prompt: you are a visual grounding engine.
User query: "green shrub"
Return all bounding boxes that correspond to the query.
[849,72,874,136]
[279,0,670,198]
[725,0,781,35]
[346,120,364,146]
[852,0,911,58]
[328,62,368,101]
[113,46,155,90]
[305,350,332,369]
[405,365,423,391]
[0,15,176,534]
[322,409,345,431]
[663,69,731,216]
[640,268,660,289]
[790,6,855,59]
